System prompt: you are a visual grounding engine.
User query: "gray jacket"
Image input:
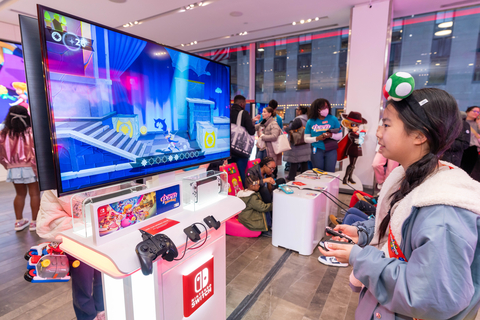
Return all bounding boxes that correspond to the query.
[283,114,311,163]
[351,205,480,320]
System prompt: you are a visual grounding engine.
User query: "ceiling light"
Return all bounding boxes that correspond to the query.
[181,44,184,46]
[307,19,311,22]
[258,48,264,51]
[123,24,129,27]
[134,21,138,24]
[315,17,319,21]
[180,7,186,12]
[435,29,452,36]
[191,42,194,45]
[438,21,453,28]
[194,41,197,44]
[198,2,203,5]
[300,20,305,24]
[292,21,296,25]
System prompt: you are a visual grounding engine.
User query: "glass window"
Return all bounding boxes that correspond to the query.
[256,27,348,123]
[389,5,480,111]
[196,45,250,99]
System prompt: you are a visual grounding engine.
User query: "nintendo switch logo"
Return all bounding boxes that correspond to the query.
[195,268,209,293]
[183,257,214,317]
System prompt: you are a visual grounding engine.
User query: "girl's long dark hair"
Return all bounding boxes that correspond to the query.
[378,88,461,240]
[1,106,31,139]
[308,98,331,120]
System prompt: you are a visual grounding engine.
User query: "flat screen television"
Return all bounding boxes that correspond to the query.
[0,40,28,126]
[36,5,231,196]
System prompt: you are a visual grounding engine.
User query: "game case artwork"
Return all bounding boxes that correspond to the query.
[97,192,157,237]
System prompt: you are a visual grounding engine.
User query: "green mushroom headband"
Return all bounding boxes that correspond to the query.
[383,72,432,128]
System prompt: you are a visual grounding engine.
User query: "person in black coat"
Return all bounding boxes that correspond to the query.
[442,119,470,167]
[229,95,255,183]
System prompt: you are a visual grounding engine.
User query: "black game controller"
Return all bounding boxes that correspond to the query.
[135,230,178,275]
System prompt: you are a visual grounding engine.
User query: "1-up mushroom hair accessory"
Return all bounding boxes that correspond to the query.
[383,72,432,127]
[383,72,415,101]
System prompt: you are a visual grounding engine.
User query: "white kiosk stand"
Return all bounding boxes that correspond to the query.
[60,169,245,320]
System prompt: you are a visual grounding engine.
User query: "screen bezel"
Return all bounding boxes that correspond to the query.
[36,5,231,197]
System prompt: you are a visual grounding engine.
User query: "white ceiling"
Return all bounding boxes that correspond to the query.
[1,0,480,51]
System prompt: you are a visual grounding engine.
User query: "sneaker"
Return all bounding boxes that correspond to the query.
[14,219,30,231]
[329,214,339,226]
[29,221,36,231]
[318,256,348,267]
[261,230,272,238]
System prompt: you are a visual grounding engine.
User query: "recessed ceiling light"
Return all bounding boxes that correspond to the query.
[109,0,127,3]
[230,11,243,17]
[300,20,305,24]
[292,22,296,25]
[258,48,264,51]
[438,21,453,28]
[435,29,452,36]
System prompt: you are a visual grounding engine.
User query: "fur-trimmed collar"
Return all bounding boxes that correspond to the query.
[237,189,255,197]
[371,161,480,256]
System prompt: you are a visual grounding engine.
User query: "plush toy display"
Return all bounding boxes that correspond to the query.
[337,111,368,185]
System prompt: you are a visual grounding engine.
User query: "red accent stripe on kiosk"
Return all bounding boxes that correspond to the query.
[140,218,179,235]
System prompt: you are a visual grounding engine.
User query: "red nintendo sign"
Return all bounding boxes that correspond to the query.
[183,257,214,317]
[140,218,179,235]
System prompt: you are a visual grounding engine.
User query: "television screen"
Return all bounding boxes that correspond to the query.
[36,6,231,196]
[0,40,28,124]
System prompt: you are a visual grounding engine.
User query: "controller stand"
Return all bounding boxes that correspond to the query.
[59,169,245,320]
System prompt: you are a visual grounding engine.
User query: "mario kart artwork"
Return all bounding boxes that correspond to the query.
[97,192,157,237]
[24,242,79,283]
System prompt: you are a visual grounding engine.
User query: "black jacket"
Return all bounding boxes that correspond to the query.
[442,120,471,167]
[230,104,255,158]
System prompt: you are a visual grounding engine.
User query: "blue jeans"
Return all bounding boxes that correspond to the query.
[311,147,337,172]
[229,156,249,185]
[343,208,369,225]
[67,254,104,320]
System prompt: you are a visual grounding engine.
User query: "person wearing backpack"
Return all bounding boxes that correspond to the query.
[283,105,310,181]
[229,95,255,183]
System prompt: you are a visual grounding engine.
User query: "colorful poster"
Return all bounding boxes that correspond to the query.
[97,192,157,237]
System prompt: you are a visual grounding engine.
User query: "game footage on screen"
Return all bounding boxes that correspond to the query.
[40,9,231,193]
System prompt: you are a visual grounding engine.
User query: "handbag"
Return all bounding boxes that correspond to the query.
[231,110,255,158]
[289,126,306,146]
[323,138,338,151]
[272,131,292,154]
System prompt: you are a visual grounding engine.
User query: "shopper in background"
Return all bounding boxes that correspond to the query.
[254,99,283,128]
[460,106,480,175]
[229,95,255,184]
[283,105,310,181]
[372,147,399,190]
[37,190,105,320]
[442,110,471,167]
[0,106,39,232]
[255,107,282,174]
[304,99,342,172]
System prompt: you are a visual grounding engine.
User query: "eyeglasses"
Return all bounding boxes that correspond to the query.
[472,110,480,114]
[267,165,276,170]
[250,181,260,186]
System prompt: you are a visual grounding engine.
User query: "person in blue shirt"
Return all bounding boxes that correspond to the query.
[254,100,283,128]
[304,99,342,172]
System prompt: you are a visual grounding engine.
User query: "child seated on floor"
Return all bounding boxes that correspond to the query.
[236,171,273,237]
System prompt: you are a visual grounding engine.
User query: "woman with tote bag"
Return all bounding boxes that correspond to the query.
[256,107,283,169]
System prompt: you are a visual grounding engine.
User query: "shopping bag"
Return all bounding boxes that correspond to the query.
[272,132,291,154]
[288,126,306,146]
[231,111,255,158]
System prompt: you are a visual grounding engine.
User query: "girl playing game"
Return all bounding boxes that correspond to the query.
[319,73,480,319]
[0,106,39,231]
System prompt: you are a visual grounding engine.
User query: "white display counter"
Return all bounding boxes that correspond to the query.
[271,173,339,255]
[60,170,245,320]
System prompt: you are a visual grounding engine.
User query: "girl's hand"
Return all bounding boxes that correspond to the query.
[316,134,326,141]
[327,225,359,244]
[264,177,275,185]
[318,243,354,263]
